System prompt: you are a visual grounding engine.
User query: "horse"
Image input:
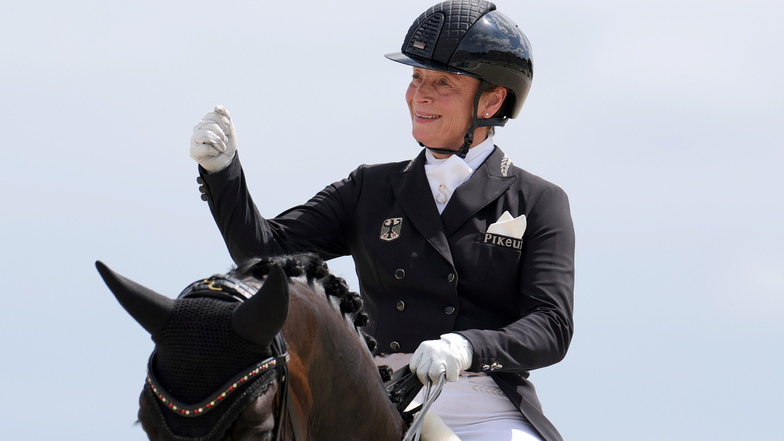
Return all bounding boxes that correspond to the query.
[97,254,412,441]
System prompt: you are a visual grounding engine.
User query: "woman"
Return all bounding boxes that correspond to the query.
[190,1,574,440]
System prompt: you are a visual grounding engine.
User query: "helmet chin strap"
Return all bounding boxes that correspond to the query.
[421,80,508,159]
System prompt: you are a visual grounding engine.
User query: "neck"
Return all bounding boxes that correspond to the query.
[284,284,406,440]
[424,128,489,159]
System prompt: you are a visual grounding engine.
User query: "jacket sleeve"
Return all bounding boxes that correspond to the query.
[198,153,359,264]
[458,184,575,373]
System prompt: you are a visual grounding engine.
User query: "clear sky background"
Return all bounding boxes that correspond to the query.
[1,1,782,439]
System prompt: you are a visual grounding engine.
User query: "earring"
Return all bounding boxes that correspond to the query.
[485,113,490,117]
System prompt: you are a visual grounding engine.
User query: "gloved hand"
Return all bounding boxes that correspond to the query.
[190,105,237,172]
[409,333,473,384]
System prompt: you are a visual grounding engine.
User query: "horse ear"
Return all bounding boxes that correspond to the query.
[95,261,174,336]
[232,264,290,347]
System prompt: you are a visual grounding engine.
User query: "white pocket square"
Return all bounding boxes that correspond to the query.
[487,211,527,239]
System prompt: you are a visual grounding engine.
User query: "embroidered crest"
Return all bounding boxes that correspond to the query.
[380,218,403,241]
[500,155,512,177]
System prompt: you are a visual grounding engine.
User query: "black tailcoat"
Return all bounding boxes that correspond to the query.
[199,146,575,441]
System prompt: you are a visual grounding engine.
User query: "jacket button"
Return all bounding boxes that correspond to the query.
[390,341,401,352]
[395,269,406,279]
[396,300,405,311]
[481,362,504,371]
[444,306,455,315]
[446,273,455,282]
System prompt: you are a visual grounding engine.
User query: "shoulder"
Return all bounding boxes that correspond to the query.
[354,159,414,174]
[509,167,573,228]
[327,158,418,194]
[513,166,568,200]
[345,156,421,181]
[492,146,569,199]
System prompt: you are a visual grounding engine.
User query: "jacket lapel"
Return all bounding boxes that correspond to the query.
[441,146,518,236]
[390,152,454,266]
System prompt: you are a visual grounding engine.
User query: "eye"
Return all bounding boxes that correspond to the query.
[231,427,273,441]
[248,431,273,441]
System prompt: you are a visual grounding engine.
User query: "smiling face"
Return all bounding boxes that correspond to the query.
[405,67,507,154]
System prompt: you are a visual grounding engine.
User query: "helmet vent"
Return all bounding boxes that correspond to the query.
[407,13,444,59]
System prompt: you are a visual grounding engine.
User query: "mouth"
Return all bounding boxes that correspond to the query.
[415,112,441,120]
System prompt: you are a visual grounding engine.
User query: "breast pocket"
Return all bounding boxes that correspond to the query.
[475,232,523,286]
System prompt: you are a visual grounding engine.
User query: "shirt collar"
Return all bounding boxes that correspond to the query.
[424,136,495,170]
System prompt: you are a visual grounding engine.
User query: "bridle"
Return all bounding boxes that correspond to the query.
[142,275,296,441]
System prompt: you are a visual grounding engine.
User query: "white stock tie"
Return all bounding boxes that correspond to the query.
[425,154,473,214]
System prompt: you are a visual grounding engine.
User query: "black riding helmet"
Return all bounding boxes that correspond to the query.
[386,0,533,157]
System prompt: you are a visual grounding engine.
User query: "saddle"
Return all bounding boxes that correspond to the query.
[383,365,423,420]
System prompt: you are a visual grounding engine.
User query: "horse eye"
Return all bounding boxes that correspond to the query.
[229,428,272,441]
[248,431,272,441]
[248,432,272,441]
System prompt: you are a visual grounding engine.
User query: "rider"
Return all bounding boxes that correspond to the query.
[190,2,575,440]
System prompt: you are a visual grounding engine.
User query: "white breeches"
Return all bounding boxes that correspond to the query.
[377,354,543,441]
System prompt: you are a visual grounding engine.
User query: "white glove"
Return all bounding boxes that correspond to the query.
[409,333,473,384]
[190,105,237,172]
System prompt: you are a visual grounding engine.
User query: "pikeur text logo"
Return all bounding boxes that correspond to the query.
[481,232,523,250]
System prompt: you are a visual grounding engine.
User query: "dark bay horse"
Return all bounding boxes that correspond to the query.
[97,254,408,441]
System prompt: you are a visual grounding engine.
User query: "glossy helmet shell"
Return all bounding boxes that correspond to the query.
[386,0,533,119]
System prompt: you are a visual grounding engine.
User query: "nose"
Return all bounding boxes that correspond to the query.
[411,81,433,103]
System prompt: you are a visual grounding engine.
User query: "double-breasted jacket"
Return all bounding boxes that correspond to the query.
[198,145,575,441]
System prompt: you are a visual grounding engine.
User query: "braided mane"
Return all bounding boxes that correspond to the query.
[230,254,379,355]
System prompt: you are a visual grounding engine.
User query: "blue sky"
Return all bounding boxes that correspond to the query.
[1,1,782,439]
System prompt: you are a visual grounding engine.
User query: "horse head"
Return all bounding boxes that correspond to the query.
[97,260,291,441]
[98,254,408,441]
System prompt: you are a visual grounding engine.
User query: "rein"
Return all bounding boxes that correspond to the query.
[402,374,446,441]
[143,275,297,441]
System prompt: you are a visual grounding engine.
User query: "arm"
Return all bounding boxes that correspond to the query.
[191,106,356,264]
[459,185,576,373]
[198,154,357,263]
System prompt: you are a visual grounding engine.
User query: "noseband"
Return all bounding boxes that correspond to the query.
[143,275,294,441]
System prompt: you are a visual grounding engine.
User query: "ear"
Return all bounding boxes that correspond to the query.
[95,261,174,335]
[479,86,508,119]
[231,264,290,347]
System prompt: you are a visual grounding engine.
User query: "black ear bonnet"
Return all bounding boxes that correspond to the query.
[146,275,283,441]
